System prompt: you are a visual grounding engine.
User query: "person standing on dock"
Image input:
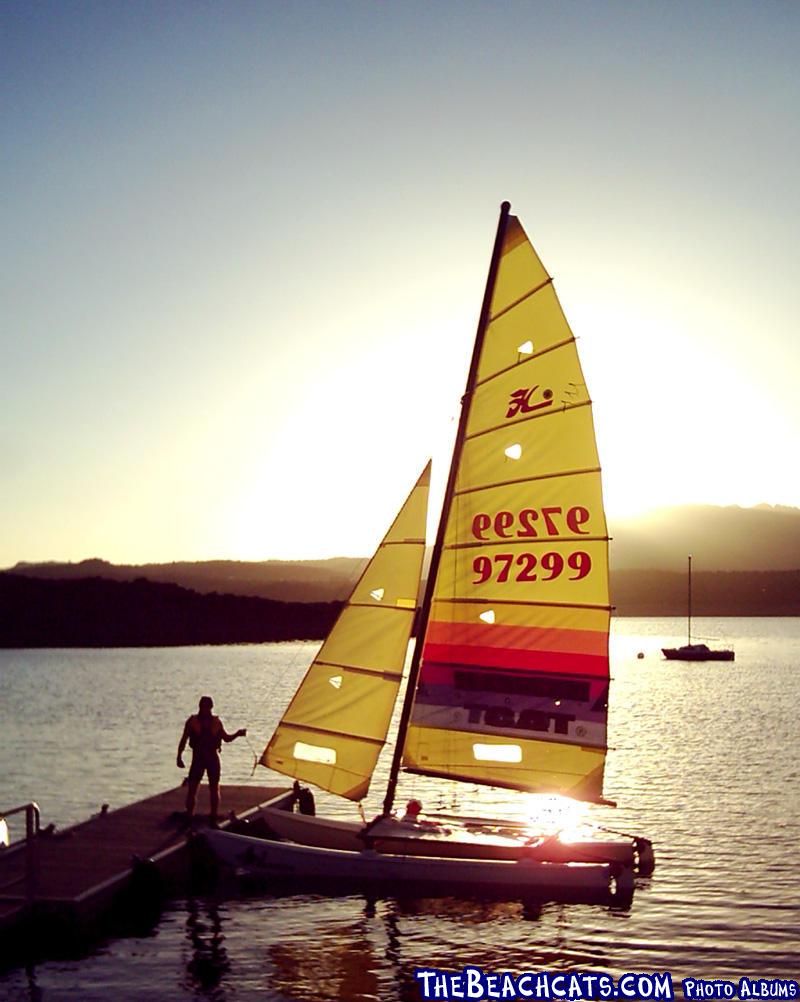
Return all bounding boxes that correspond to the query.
[177,695,247,826]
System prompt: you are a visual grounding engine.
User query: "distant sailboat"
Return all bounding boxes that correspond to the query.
[205,202,654,900]
[661,555,734,661]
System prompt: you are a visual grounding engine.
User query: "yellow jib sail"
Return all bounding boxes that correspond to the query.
[263,462,431,801]
[402,211,611,803]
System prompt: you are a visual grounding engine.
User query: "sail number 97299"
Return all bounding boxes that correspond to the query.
[473,551,591,583]
[471,505,590,541]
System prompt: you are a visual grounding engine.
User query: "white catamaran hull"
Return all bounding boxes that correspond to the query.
[252,806,649,871]
[202,829,634,905]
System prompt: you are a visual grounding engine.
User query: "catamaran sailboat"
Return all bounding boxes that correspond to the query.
[205,202,654,901]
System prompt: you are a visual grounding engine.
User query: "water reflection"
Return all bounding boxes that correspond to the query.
[2,621,799,998]
[182,898,230,999]
[380,896,613,972]
[23,965,43,1002]
[267,906,380,1002]
[212,889,622,1002]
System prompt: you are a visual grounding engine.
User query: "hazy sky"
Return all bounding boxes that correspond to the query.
[3,1,798,565]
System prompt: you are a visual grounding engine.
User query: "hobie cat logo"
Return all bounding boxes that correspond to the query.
[507,385,553,418]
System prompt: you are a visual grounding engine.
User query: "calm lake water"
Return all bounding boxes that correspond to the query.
[1,618,798,1000]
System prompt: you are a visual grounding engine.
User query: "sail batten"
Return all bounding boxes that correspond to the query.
[474,336,576,388]
[313,659,404,679]
[445,535,609,551]
[488,276,554,323]
[277,721,387,747]
[262,461,431,801]
[402,209,611,803]
[453,468,602,497]
[346,602,419,613]
[427,596,611,611]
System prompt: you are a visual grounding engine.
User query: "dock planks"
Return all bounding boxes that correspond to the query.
[0,784,290,936]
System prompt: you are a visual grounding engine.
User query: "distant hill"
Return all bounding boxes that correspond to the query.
[4,505,799,633]
[7,557,367,603]
[611,569,800,616]
[609,504,800,572]
[1,566,796,649]
[0,574,341,648]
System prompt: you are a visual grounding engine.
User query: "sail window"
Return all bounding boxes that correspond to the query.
[479,609,496,624]
[329,675,343,690]
[454,669,590,702]
[473,743,522,763]
[504,443,523,460]
[293,741,337,765]
[518,340,534,355]
[370,588,385,602]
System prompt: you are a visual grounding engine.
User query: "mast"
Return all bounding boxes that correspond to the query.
[687,554,692,645]
[381,200,512,817]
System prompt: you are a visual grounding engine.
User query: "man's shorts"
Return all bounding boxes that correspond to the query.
[188,752,221,785]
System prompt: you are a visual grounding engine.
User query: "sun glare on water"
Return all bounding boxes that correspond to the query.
[519,794,589,839]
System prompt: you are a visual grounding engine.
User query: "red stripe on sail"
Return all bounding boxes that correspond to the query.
[421,642,607,678]
[425,620,607,656]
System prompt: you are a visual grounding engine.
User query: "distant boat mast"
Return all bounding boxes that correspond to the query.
[687,554,692,646]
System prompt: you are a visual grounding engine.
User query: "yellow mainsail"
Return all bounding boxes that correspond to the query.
[401,209,611,803]
[262,462,431,801]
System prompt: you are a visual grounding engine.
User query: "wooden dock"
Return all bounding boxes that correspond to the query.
[0,784,291,949]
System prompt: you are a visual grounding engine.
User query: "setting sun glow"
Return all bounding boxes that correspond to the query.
[3,4,798,567]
